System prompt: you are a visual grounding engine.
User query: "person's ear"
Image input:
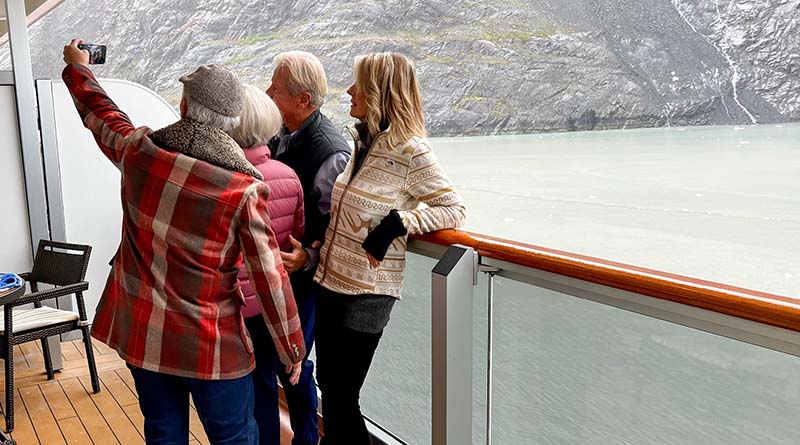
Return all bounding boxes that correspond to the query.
[298,92,312,109]
[179,98,187,118]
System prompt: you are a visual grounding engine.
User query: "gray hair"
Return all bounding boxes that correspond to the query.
[231,84,283,148]
[184,93,241,133]
[273,51,328,108]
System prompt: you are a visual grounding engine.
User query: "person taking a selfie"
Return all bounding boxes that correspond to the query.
[62,38,305,444]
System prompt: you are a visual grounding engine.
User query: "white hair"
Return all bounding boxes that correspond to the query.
[231,84,283,148]
[183,93,241,133]
[273,51,328,108]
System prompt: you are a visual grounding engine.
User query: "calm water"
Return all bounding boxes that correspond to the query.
[359,123,800,444]
[435,123,800,298]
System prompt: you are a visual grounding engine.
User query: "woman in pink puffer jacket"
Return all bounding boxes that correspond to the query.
[231,84,305,442]
[233,85,305,317]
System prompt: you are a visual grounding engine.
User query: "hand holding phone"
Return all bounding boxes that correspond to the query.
[63,39,89,66]
[77,43,107,64]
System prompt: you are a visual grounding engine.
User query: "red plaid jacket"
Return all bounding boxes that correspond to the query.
[63,64,305,380]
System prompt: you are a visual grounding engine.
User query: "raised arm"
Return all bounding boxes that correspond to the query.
[362,139,466,265]
[398,139,467,234]
[62,39,141,167]
[238,182,305,366]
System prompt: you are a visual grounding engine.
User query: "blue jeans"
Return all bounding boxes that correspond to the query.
[128,364,257,445]
[245,278,318,445]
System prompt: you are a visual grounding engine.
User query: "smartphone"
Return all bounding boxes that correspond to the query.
[77,43,107,64]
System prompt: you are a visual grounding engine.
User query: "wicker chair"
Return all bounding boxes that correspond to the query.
[0,240,100,432]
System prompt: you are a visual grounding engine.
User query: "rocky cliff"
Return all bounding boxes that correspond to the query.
[2,0,797,136]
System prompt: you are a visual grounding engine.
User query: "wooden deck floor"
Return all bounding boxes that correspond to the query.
[0,339,294,444]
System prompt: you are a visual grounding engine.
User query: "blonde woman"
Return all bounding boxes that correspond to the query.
[231,85,307,445]
[314,52,467,444]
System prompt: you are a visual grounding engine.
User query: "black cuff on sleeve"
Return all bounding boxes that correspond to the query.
[362,210,408,261]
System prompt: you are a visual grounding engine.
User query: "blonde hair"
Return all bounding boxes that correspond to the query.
[354,52,427,147]
[273,51,328,108]
[230,84,283,148]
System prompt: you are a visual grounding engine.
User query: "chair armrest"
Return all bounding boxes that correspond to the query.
[6,281,89,308]
[18,272,31,281]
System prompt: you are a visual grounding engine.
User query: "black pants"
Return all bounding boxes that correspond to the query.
[315,291,383,445]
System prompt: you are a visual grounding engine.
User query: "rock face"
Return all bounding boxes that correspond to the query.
[1,0,797,136]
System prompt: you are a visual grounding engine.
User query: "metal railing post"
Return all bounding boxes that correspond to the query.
[479,265,500,445]
[432,245,478,445]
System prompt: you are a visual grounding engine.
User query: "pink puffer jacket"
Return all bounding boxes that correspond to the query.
[239,145,304,318]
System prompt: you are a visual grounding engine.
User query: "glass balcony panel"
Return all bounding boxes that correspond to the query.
[490,275,800,444]
[359,251,436,443]
[359,250,491,445]
[0,17,9,70]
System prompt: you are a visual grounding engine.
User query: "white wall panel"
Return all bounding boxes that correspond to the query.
[0,86,32,274]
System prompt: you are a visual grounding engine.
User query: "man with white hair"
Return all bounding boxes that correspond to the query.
[250,50,350,445]
[62,39,305,444]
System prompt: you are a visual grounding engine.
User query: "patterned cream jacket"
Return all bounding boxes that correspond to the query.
[315,130,466,298]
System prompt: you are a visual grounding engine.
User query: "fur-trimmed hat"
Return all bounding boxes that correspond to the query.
[179,64,244,117]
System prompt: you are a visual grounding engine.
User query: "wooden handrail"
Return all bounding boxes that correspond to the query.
[412,230,800,333]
